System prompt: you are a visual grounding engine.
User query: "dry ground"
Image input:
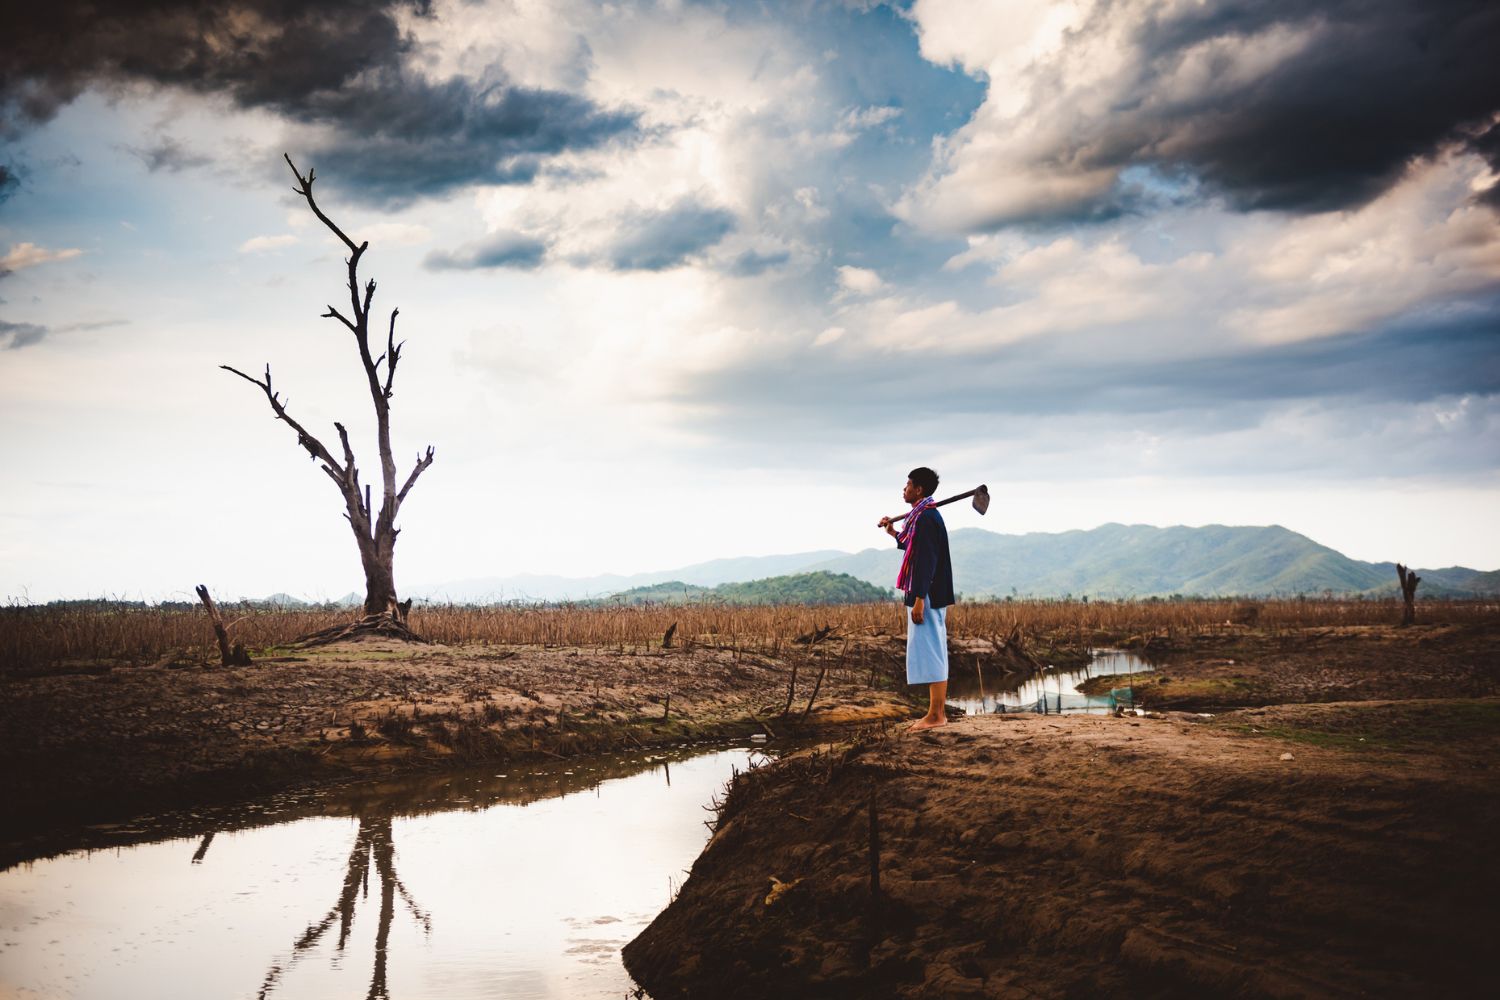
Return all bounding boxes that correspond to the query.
[0,636,910,867]
[624,621,1500,999]
[626,700,1500,999]
[1098,621,1500,709]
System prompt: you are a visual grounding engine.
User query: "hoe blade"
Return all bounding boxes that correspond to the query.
[972,484,990,516]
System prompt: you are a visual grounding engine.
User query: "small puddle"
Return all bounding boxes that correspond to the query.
[0,743,787,1000]
[947,648,1154,716]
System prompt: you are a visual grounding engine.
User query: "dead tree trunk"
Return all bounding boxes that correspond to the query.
[222,156,434,642]
[195,584,252,666]
[1396,563,1420,627]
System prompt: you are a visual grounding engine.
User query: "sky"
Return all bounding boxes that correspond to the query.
[2,0,1498,603]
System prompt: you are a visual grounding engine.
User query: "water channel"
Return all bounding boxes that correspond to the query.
[946,648,1153,716]
[1,652,1150,998]
[0,745,776,1000]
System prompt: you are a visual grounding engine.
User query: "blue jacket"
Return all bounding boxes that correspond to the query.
[898,506,954,609]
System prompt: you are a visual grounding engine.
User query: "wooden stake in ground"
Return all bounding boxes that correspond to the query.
[195,584,252,667]
[800,638,849,723]
[1396,564,1421,626]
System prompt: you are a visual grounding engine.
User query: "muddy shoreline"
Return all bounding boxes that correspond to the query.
[0,637,917,869]
[624,622,1500,999]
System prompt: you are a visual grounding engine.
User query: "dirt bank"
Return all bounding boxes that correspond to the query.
[1088,622,1500,710]
[625,697,1500,998]
[0,636,911,866]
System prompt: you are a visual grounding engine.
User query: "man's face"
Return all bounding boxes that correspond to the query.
[902,478,924,504]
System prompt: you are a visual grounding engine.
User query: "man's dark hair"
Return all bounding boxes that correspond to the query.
[908,467,939,498]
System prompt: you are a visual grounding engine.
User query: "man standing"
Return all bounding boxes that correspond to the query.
[878,467,954,731]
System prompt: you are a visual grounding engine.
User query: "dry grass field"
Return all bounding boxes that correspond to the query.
[4,597,1496,676]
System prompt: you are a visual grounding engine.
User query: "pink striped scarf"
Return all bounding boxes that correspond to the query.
[895,496,936,593]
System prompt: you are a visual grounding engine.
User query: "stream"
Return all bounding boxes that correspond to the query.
[0,652,1152,998]
[0,745,777,1000]
[946,648,1154,716]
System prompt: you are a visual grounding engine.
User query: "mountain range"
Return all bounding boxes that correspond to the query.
[288,523,1498,605]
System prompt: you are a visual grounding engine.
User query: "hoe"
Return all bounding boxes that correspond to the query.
[883,484,990,525]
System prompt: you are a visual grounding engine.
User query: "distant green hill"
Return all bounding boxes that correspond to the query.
[811,524,1500,599]
[610,571,892,605]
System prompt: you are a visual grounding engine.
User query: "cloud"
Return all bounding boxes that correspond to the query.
[424,230,547,270]
[359,223,433,247]
[290,71,639,207]
[668,297,1500,480]
[836,265,884,296]
[603,200,736,271]
[0,319,47,350]
[0,0,639,206]
[121,135,211,173]
[903,0,1500,230]
[0,242,82,274]
[891,152,1500,353]
[0,163,16,203]
[726,249,791,277]
[237,234,299,254]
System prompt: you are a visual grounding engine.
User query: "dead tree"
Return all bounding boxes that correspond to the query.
[1396,563,1421,626]
[223,156,434,641]
[195,584,252,666]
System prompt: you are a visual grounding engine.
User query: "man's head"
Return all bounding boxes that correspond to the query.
[906,466,939,501]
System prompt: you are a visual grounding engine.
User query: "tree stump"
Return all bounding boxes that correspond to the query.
[1396,563,1421,627]
[195,584,252,666]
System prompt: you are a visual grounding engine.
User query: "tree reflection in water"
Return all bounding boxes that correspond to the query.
[256,812,430,1000]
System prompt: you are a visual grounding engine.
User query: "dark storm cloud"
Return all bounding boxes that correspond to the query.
[0,319,48,350]
[992,0,1500,224]
[0,1,638,205]
[605,201,736,271]
[295,72,636,206]
[1131,0,1500,211]
[673,299,1500,446]
[0,163,16,203]
[121,135,212,174]
[424,231,547,271]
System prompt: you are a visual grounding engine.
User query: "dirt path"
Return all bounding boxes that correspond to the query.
[0,637,910,866]
[625,699,1500,998]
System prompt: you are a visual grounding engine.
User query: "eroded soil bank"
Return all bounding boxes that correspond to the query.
[625,624,1500,999]
[1097,621,1500,709]
[0,637,911,867]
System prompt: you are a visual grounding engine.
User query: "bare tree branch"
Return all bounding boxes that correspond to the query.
[284,154,360,255]
[334,422,358,485]
[220,364,346,477]
[396,447,436,507]
[323,306,357,333]
[382,309,402,399]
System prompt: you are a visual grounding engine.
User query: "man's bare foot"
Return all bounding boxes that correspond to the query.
[908,716,947,732]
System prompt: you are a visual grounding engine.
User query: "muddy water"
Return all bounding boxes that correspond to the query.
[0,744,780,1000]
[946,649,1153,716]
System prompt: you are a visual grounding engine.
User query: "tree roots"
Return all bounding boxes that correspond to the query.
[296,613,427,648]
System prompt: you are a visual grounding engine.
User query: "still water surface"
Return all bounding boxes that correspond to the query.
[0,745,775,1000]
[947,649,1154,716]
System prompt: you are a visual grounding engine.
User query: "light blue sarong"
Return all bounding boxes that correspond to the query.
[905,603,948,685]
